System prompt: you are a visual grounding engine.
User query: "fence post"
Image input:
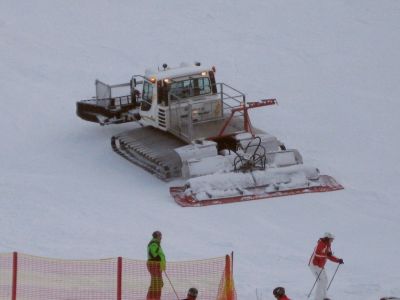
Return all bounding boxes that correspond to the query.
[12,252,18,300]
[117,257,122,300]
[225,254,234,300]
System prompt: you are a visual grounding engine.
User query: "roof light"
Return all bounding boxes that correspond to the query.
[201,71,207,76]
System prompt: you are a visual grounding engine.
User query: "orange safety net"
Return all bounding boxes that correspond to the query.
[0,252,236,300]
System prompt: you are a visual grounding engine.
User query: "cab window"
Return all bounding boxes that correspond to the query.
[170,77,211,99]
[197,77,211,95]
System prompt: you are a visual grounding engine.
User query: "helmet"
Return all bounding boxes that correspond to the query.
[188,287,198,297]
[152,231,162,239]
[323,232,335,239]
[273,287,285,297]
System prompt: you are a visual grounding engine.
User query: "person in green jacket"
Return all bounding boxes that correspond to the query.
[147,231,166,300]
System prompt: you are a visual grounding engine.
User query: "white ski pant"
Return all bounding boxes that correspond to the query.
[309,264,328,300]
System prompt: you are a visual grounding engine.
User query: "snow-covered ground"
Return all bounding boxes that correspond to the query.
[1,1,400,299]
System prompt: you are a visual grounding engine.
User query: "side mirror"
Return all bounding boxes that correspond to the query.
[131,78,137,89]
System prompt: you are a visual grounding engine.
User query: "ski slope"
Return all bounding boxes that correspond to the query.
[1,1,400,299]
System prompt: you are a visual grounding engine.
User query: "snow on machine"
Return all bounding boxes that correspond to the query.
[76,62,343,206]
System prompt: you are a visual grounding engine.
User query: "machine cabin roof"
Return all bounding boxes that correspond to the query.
[145,64,213,81]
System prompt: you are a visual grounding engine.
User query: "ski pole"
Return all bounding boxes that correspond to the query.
[255,288,262,300]
[327,263,341,291]
[164,271,180,300]
[307,267,324,298]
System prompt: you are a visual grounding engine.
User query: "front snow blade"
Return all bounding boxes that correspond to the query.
[170,175,343,207]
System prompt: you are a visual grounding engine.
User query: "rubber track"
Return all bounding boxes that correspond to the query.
[112,127,186,181]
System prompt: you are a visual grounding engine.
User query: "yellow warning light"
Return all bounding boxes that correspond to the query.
[150,77,156,83]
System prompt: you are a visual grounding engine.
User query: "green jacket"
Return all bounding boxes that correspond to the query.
[147,238,166,270]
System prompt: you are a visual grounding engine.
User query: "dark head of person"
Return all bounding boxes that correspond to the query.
[152,231,162,241]
[186,287,198,299]
[273,286,285,299]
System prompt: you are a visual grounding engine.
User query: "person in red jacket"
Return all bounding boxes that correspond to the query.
[309,232,344,300]
[273,286,291,300]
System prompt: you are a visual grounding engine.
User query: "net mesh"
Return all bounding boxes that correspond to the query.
[0,252,235,300]
[0,253,13,299]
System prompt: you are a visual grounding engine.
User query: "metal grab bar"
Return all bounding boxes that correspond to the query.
[166,82,247,142]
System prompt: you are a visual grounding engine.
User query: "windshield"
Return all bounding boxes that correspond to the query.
[170,77,211,100]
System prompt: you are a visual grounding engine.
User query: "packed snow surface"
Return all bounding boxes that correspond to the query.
[1,1,400,299]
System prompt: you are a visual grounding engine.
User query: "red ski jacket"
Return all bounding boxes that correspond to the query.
[277,296,291,300]
[309,238,340,268]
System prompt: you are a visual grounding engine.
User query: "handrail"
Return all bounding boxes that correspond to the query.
[166,82,247,142]
[109,82,130,88]
[219,82,246,101]
[81,95,133,109]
